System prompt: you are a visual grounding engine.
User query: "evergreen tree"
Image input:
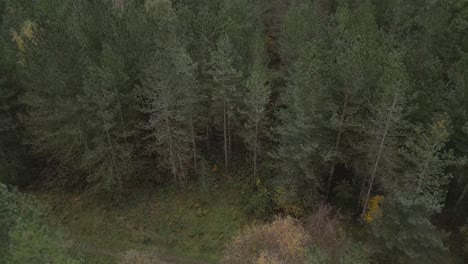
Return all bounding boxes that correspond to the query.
[276,41,328,193]
[370,121,455,263]
[240,39,270,182]
[209,36,243,174]
[139,48,198,181]
[325,0,385,195]
[360,51,409,220]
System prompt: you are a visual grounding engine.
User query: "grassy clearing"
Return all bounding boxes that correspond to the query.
[34,180,249,263]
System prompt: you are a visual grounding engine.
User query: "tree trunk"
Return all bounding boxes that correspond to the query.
[455,180,468,211]
[361,91,398,220]
[357,174,368,213]
[223,102,228,175]
[165,115,177,181]
[228,114,232,170]
[190,116,197,175]
[206,124,210,153]
[177,153,184,181]
[327,94,349,196]
[253,118,259,183]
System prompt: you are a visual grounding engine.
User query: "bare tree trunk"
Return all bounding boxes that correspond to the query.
[357,174,368,213]
[206,124,210,153]
[361,91,398,220]
[165,115,177,181]
[177,153,184,181]
[223,102,228,175]
[253,118,259,183]
[228,114,232,170]
[190,116,197,175]
[455,180,468,211]
[327,94,349,196]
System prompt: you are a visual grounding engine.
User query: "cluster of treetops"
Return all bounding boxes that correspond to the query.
[1,0,468,262]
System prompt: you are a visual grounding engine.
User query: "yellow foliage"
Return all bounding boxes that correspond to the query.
[437,119,446,129]
[274,186,304,217]
[365,195,384,223]
[10,20,36,66]
[211,164,218,173]
[224,217,310,264]
[11,20,36,53]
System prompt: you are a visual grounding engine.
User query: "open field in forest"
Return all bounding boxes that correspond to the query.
[34,180,249,263]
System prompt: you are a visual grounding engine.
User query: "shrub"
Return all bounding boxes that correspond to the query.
[223,216,310,264]
[8,221,83,264]
[340,243,372,264]
[305,204,346,257]
[243,186,274,219]
[1,184,44,261]
[305,204,372,264]
[273,185,305,217]
[0,183,82,264]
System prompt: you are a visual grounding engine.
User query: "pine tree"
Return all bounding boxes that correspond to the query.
[241,39,270,183]
[276,41,328,193]
[139,47,198,181]
[360,51,409,220]
[325,0,386,195]
[209,36,243,174]
[370,121,455,263]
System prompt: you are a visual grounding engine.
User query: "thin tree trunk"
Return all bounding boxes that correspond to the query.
[228,114,232,169]
[190,116,197,175]
[253,118,259,183]
[223,102,228,175]
[327,94,349,196]
[105,130,120,187]
[357,174,368,213]
[361,91,398,220]
[206,124,210,153]
[455,181,468,211]
[165,115,177,181]
[177,153,184,181]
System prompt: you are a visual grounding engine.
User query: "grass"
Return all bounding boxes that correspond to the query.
[33,178,249,263]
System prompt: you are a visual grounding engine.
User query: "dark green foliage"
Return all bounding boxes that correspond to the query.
[1,0,468,262]
[242,186,274,220]
[0,1,32,186]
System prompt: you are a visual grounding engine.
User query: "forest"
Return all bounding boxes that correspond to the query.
[1,0,468,263]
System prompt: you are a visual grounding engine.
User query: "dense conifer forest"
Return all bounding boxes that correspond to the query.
[1,0,468,263]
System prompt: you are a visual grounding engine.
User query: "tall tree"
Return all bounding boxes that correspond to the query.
[240,38,270,182]
[139,47,198,181]
[209,36,243,174]
[360,52,409,220]
[325,0,385,195]
[9,0,152,189]
[370,121,455,263]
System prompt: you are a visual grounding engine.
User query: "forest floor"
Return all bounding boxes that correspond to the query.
[33,179,249,264]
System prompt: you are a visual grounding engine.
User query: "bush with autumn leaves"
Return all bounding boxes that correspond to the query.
[223,204,372,264]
